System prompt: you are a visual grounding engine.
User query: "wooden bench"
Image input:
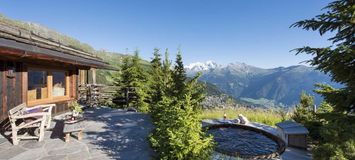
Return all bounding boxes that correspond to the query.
[8,103,55,145]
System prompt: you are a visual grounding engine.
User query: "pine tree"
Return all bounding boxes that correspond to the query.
[291,0,355,159]
[292,92,323,140]
[149,48,165,119]
[131,50,150,112]
[172,49,206,111]
[114,50,149,112]
[291,0,355,113]
[149,50,213,159]
[292,92,315,125]
[149,48,163,102]
[149,49,174,121]
[151,92,213,160]
[118,56,132,87]
[185,72,206,111]
[172,49,186,97]
[162,49,173,95]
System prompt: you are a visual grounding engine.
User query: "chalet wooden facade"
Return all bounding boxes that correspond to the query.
[0,22,110,123]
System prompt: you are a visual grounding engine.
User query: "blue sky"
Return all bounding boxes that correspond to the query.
[0,0,332,68]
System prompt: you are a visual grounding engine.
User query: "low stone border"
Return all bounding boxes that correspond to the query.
[204,123,286,159]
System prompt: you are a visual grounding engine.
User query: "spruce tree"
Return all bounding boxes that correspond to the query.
[162,49,173,95]
[292,92,315,125]
[291,0,355,159]
[118,56,132,87]
[172,49,205,110]
[150,49,174,122]
[149,48,164,119]
[150,48,163,102]
[149,49,213,159]
[186,72,206,111]
[114,50,149,112]
[292,92,323,140]
[172,49,186,97]
[131,50,150,112]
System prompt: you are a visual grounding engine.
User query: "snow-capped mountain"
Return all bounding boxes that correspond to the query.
[185,61,261,75]
[185,61,220,72]
[185,61,341,107]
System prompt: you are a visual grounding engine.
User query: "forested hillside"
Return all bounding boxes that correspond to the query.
[186,62,341,107]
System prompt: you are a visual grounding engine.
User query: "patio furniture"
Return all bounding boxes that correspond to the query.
[63,117,85,142]
[8,103,55,145]
[29,104,55,129]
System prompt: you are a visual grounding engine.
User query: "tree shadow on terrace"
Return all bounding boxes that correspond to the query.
[83,107,156,160]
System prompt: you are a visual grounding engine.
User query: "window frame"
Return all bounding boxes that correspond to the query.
[27,67,70,106]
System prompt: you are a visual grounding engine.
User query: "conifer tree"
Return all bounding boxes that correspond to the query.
[149,48,164,119]
[132,50,150,112]
[162,49,173,95]
[172,49,186,97]
[149,49,213,159]
[150,48,163,103]
[115,50,149,112]
[292,92,323,140]
[292,0,355,159]
[292,92,315,125]
[186,72,206,111]
[118,56,132,87]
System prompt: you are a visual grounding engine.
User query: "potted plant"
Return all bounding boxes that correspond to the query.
[69,101,83,118]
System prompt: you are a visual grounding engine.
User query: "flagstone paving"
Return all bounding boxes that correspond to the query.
[0,107,311,160]
[0,107,155,160]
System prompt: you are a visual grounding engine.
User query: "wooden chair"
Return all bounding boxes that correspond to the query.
[8,103,55,145]
[30,104,55,129]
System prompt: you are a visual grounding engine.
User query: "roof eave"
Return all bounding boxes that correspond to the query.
[0,37,111,69]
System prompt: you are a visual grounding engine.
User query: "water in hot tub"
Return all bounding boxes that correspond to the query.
[207,127,278,156]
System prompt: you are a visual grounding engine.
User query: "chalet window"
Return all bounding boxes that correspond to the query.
[27,68,70,105]
[28,70,48,101]
[52,71,66,97]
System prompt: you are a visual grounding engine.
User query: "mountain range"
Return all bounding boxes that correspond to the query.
[186,61,341,107]
[95,51,341,108]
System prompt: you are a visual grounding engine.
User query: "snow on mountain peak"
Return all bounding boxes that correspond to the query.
[185,61,219,72]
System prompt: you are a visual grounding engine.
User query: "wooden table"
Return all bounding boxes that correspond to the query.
[63,118,85,142]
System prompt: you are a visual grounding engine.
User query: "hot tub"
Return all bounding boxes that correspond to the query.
[205,124,286,159]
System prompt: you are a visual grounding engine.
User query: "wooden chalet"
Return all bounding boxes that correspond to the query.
[0,21,111,123]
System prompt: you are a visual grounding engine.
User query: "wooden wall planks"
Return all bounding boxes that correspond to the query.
[0,59,79,122]
[0,61,3,121]
[1,61,7,121]
[14,62,22,108]
[0,61,24,121]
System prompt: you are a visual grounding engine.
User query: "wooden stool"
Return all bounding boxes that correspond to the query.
[63,119,85,142]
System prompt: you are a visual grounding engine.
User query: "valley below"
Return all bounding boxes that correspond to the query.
[186,61,342,108]
[94,52,341,110]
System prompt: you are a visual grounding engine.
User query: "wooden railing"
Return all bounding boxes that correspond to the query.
[112,87,138,108]
[78,84,139,108]
[78,84,119,107]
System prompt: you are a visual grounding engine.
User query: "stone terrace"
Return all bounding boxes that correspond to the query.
[0,107,155,160]
[0,107,311,160]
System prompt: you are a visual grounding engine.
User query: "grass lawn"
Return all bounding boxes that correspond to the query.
[200,107,289,126]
